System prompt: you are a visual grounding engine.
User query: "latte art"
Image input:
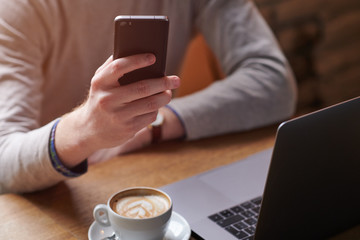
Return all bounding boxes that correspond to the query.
[113,195,170,219]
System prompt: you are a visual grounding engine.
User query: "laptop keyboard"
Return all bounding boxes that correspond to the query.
[208,196,262,240]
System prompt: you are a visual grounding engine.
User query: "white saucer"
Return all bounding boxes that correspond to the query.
[88,211,191,240]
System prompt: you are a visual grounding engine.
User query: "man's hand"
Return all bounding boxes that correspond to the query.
[54,54,180,168]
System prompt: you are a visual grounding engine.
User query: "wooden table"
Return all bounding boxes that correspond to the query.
[0,125,359,239]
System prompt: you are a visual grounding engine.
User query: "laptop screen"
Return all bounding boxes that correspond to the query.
[255,97,360,239]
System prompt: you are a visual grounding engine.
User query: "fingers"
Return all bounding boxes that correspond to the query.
[93,54,156,89]
[92,54,180,103]
[119,75,180,103]
[84,54,180,149]
[104,89,172,123]
[130,111,159,132]
[89,75,179,114]
[123,90,173,117]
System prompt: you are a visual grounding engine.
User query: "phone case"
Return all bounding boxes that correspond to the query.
[114,16,169,85]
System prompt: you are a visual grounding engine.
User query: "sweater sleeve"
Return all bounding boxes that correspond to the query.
[168,0,297,140]
[0,2,68,194]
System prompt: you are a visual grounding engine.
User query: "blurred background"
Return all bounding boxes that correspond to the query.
[178,0,360,115]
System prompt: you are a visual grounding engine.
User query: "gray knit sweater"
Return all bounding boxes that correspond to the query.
[0,0,296,193]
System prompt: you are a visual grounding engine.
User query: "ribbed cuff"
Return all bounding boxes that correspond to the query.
[165,105,187,140]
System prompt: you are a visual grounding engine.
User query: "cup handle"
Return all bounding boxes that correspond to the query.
[93,204,111,227]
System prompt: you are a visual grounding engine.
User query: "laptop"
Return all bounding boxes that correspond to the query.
[161,97,360,240]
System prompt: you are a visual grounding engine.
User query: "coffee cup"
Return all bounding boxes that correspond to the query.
[93,187,172,240]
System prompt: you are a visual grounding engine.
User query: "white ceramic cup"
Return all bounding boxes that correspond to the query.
[93,187,173,240]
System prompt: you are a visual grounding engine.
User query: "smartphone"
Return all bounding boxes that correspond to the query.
[114,15,169,85]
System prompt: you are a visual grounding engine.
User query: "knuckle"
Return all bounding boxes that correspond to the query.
[97,94,111,111]
[146,99,159,111]
[133,56,144,68]
[133,54,151,68]
[91,76,102,91]
[97,98,107,111]
[110,61,123,77]
[136,81,151,96]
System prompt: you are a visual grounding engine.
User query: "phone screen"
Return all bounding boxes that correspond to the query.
[114,16,169,85]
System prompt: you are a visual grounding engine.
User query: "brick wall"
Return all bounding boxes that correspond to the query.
[254,0,360,111]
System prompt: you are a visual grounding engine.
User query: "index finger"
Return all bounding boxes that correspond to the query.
[94,53,156,89]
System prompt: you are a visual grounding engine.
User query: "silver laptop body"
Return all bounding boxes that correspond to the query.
[162,97,360,240]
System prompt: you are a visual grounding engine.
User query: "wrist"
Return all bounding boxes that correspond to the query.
[54,110,93,168]
[159,107,185,141]
[49,118,88,177]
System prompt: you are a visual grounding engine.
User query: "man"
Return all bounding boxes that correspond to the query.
[0,0,297,194]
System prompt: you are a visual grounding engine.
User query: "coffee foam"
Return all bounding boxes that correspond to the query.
[113,194,170,219]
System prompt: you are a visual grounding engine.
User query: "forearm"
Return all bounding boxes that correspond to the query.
[0,121,66,194]
[54,110,95,169]
[168,61,297,140]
